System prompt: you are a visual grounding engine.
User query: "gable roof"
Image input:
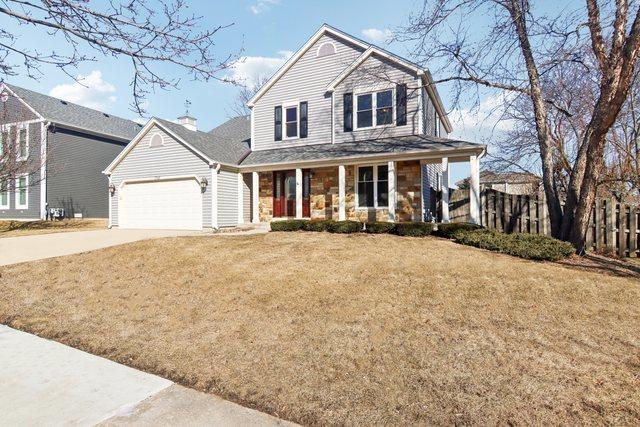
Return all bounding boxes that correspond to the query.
[2,83,143,141]
[245,24,453,133]
[104,116,251,174]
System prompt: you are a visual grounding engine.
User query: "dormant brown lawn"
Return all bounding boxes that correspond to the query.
[1,232,638,425]
[0,219,106,238]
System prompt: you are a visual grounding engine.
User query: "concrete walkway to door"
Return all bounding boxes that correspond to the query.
[0,228,199,266]
[0,325,296,426]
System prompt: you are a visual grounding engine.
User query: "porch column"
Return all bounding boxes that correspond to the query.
[211,165,219,229]
[441,157,450,222]
[470,155,481,225]
[338,165,346,221]
[237,173,244,224]
[295,168,303,219]
[388,161,396,222]
[252,171,259,223]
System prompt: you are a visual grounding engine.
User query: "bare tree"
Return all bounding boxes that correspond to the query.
[0,0,239,114]
[398,0,640,251]
[226,75,270,118]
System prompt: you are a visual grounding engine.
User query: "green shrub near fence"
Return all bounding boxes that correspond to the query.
[434,222,483,239]
[304,220,333,232]
[270,220,307,232]
[453,229,575,261]
[326,220,363,234]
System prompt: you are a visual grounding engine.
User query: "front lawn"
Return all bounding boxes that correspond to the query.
[0,219,106,238]
[1,233,638,424]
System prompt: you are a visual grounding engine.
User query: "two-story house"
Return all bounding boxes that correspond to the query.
[104,25,485,230]
[0,83,142,220]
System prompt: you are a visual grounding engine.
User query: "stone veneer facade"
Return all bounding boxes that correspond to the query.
[257,160,424,222]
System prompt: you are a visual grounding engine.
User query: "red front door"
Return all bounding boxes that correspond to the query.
[273,170,310,217]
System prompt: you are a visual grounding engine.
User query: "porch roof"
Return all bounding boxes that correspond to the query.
[239,135,485,169]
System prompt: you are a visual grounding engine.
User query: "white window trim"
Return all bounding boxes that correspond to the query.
[0,124,11,160]
[15,174,28,209]
[282,101,300,140]
[355,163,389,210]
[354,88,395,130]
[16,125,29,161]
[0,179,9,209]
[148,132,165,147]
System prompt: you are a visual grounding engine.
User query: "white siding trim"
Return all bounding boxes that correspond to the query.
[388,161,396,222]
[211,165,220,229]
[252,171,259,223]
[108,177,113,228]
[39,121,48,219]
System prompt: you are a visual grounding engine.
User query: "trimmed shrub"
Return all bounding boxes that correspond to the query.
[304,220,333,232]
[270,220,306,232]
[393,222,434,237]
[453,229,575,261]
[365,222,396,234]
[326,220,363,234]
[435,222,483,239]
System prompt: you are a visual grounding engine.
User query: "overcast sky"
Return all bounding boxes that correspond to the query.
[3,0,514,183]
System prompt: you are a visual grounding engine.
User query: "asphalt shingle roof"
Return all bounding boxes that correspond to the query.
[155,116,251,165]
[5,84,143,140]
[239,135,484,167]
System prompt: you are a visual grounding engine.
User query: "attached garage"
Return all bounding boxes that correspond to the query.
[104,117,251,231]
[119,177,203,230]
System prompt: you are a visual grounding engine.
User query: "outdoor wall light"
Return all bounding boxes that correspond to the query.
[200,177,208,192]
[108,183,116,195]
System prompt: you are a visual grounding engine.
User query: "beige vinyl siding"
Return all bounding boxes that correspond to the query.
[252,33,365,151]
[217,168,239,227]
[242,173,252,223]
[333,55,422,143]
[109,125,212,227]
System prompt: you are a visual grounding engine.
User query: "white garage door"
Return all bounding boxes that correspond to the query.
[119,178,203,230]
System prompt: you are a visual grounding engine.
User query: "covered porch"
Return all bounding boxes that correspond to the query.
[243,152,483,225]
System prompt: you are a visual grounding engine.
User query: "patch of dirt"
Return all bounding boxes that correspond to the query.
[0,219,106,238]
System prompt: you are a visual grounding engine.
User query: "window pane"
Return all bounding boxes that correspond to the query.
[377,90,392,108]
[357,94,372,111]
[286,122,297,138]
[1,192,6,205]
[357,110,372,128]
[378,165,388,180]
[376,107,393,125]
[377,181,388,207]
[358,182,374,207]
[358,166,373,182]
[286,107,297,122]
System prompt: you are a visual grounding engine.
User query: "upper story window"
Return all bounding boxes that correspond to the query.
[0,128,6,157]
[0,179,8,209]
[355,89,394,129]
[317,42,336,57]
[275,102,308,141]
[17,127,28,160]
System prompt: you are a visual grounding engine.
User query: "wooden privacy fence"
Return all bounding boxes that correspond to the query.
[449,188,640,258]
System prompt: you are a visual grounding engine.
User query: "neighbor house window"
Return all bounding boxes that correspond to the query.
[357,165,389,208]
[285,105,298,138]
[0,179,8,209]
[355,89,394,129]
[17,127,28,160]
[15,175,27,209]
[0,129,6,157]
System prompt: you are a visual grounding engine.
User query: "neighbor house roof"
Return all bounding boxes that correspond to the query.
[155,117,251,166]
[456,171,541,187]
[239,135,485,169]
[3,83,143,141]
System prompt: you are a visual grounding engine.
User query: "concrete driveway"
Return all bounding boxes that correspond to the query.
[0,228,198,266]
[0,325,295,426]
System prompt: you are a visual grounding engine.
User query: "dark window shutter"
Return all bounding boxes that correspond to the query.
[396,84,407,126]
[343,93,353,132]
[274,106,282,141]
[300,101,308,138]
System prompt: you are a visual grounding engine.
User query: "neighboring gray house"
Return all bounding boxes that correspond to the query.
[105,24,485,230]
[456,171,542,195]
[0,83,142,219]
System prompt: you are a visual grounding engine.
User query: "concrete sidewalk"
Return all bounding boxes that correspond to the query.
[0,229,198,266]
[0,325,296,426]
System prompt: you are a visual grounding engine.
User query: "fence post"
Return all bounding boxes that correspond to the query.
[630,206,638,258]
[605,198,614,249]
[594,198,602,251]
[540,191,549,236]
[619,202,627,257]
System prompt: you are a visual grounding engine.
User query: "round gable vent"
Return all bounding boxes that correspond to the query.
[317,42,337,57]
